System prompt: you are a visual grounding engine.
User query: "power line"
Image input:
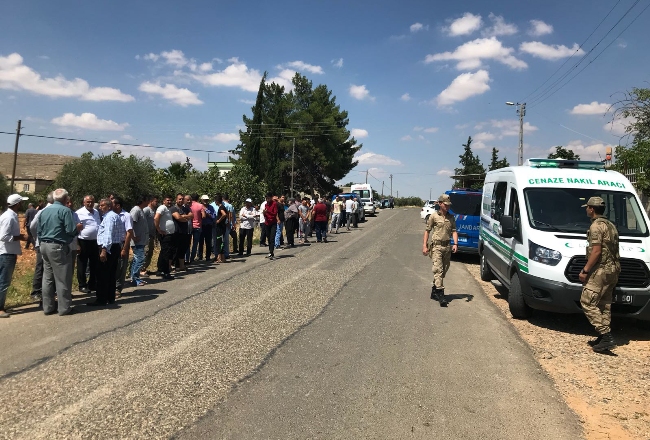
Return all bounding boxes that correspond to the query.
[521,0,623,103]
[529,0,649,109]
[527,0,642,108]
[0,131,231,154]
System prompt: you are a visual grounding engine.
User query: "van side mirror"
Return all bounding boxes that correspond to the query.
[500,215,515,239]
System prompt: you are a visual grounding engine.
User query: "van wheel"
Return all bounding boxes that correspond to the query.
[479,253,493,281]
[508,273,532,319]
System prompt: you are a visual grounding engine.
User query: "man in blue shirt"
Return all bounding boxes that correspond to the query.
[91,198,126,306]
[222,193,234,260]
[37,188,80,316]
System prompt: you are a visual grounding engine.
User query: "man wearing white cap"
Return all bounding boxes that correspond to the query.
[0,194,28,317]
[238,198,257,256]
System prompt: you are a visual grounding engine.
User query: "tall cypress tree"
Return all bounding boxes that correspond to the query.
[454,136,486,189]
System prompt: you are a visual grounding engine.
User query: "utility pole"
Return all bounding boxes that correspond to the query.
[506,102,526,166]
[365,169,368,184]
[381,181,384,197]
[429,187,432,201]
[290,137,295,198]
[397,190,399,198]
[389,174,393,197]
[10,120,21,192]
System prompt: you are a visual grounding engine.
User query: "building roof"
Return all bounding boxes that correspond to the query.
[0,153,77,180]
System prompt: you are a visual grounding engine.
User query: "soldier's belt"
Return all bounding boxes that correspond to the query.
[430,240,450,247]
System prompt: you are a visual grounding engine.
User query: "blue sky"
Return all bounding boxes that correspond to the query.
[1,0,649,200]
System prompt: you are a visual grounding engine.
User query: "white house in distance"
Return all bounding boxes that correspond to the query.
[207,160,234,177]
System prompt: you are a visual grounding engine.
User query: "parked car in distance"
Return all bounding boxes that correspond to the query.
[332,193,366,222]
[420,202,439,222]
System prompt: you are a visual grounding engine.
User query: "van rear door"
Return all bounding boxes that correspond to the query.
[447,191,482,252]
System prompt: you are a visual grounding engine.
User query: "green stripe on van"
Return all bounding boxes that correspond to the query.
[480,228,529,273]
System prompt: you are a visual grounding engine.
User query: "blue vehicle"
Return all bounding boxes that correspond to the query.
[445,189,482,254]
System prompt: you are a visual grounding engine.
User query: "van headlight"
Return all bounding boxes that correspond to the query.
[529,240,562,266]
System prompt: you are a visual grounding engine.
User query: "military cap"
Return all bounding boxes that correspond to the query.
[438,194,452,205]
[581,196,605,208]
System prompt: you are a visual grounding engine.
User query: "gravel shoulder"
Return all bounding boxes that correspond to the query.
[464,258,650,440]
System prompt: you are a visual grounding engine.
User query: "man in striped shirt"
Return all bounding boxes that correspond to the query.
[90,198,126,306]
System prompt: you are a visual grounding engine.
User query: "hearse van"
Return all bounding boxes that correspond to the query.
[479,159,650,322]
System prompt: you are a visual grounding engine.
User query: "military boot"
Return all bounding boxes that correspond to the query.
[438,290,448,307]
[587,335,602,347]
[592,333,616,352]
[431,286,440,301]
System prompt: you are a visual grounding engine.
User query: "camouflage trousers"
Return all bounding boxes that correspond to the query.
[580,268,618,335]
[430,244,451,290]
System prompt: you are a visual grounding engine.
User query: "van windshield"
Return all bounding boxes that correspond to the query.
[524,188,648,236]
[448,193,482,216]
[353,190,371,199]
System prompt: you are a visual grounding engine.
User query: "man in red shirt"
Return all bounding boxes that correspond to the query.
[313,197,329,243]
[262,192,279,260]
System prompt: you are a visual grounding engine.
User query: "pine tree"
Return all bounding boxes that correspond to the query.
[454,136,486,189]
[489,147,510,171]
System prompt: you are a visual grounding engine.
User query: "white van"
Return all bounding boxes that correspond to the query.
[351,183,376,216]
[479,159,650,322]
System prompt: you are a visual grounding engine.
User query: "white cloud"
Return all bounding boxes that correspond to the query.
[603,117,635,137]
[400,93,411,101]
[51,112,129,131]
[474,131,496,142]
[160,49,188,67]
[490,119,538,136]
[280,61,323,75]
[558,140,615,161]
[482,13,518,37]
[206,133,239,143]
[570,101,610,115]
[528,20,553,36]
[349,84,374,101]
[455,123,470,130]
[268,69,296,90]
[354,152,402,166]
[437,169,454,176]
[122,134,134,140]
[435,70,491,107]
[198,62,213,72]
[400,135,413,141]
[138,81,203,106]
[0,53,134,102]
[425,37,527,70]
[184,133,195,139]
[101,141,208,169]
[193,60,263,92]
[414,126,439,133]
[332,58,344,68]
[239,99,256,105]
[351,128,369,139]
[520,41,583,60]
[445,13,482,36]
[410,23,428,32]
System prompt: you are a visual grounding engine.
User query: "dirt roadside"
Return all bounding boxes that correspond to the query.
[464,261,650,440]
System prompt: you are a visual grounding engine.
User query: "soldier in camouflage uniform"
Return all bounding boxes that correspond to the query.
[578,196,621,353]
[422,194,458,307]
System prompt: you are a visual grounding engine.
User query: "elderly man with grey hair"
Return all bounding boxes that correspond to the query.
[37,188,81,316]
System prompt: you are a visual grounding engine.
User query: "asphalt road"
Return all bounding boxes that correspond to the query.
[0,209,583,439]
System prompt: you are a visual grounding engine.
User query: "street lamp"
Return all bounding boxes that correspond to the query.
[506,101,526,166]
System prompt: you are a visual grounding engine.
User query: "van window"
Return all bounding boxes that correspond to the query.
[491,182,508,221]
[448,193,481,216]
[509,188,522,242]
[524,188,649,236]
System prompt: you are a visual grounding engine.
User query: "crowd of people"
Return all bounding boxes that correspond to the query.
[0,189,364,317]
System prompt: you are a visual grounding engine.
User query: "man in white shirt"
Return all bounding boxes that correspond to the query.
[345,197,354,231]
[238,198,257,256]
[154,195,176,279]
[258,199,268,247]
[0,194,28,317]
[75,195,101,293]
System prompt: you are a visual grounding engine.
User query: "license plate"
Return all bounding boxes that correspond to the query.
[613,294,633,304]
[458,237,468,243]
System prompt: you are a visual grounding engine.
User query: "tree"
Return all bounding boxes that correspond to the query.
[233,73,361,196]
[55,151,157,208]
[454,136,485,190]
[611,140,650,195]
[548,146,580,160]
[222,163,267,208]
[611,87,650,142]
[0,174,9,210]
[488,147,510,171]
